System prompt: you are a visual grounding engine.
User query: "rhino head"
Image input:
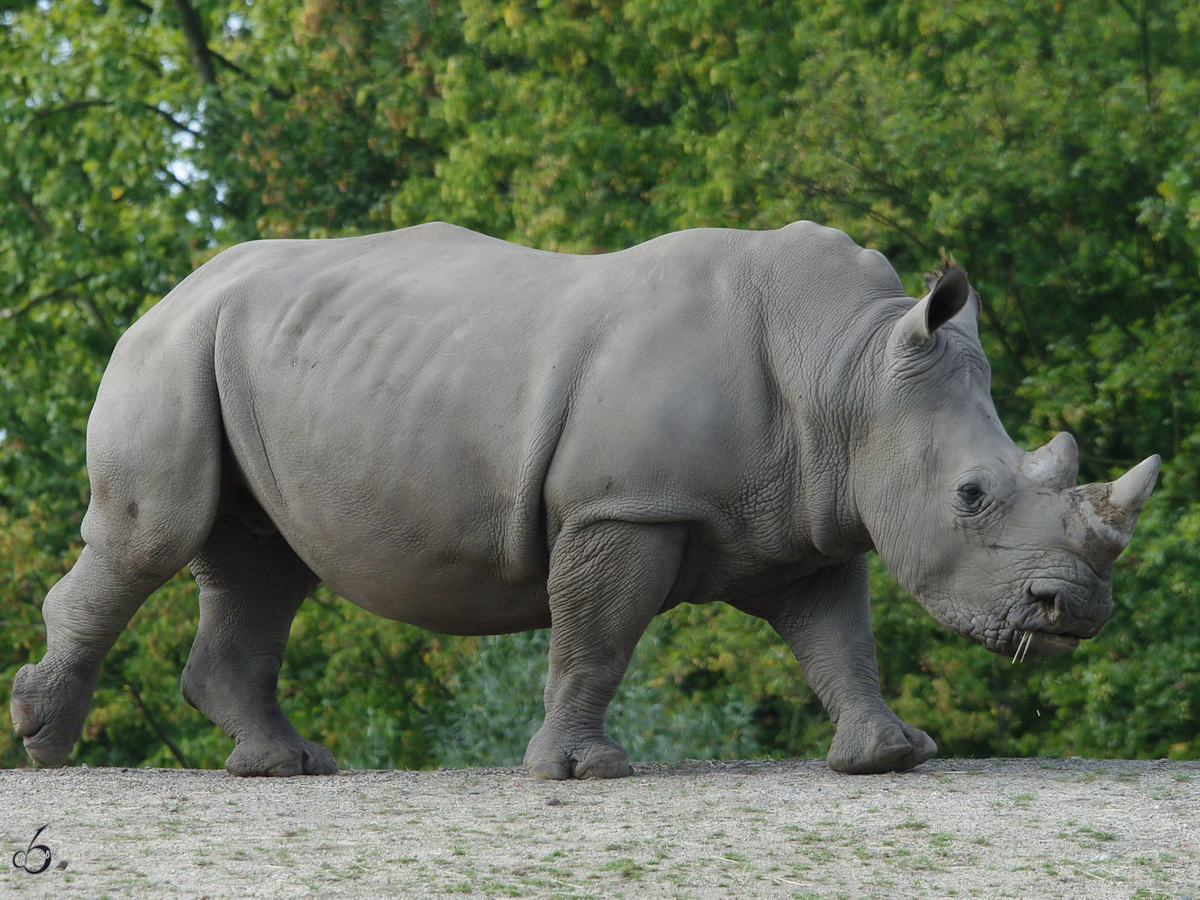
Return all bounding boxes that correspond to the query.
[859,266,1159,659]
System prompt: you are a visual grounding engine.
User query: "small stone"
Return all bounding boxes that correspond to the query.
[545,796,563,806]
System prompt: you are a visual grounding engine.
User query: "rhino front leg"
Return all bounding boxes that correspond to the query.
[738,556,936,774]
[524,521,685,780]
[182,514,336,776]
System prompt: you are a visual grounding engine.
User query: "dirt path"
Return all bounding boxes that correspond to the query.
[2,758,1197,899]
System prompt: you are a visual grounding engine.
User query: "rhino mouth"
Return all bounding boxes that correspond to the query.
[1002,577,1100,660]
[1008,630,1081,661]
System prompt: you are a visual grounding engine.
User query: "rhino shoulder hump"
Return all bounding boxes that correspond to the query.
[774,220,903,294]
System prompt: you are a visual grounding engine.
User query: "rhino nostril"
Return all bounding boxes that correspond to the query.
[1027,583,1063,626]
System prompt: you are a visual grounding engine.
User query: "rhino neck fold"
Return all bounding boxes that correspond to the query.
[790,417,875,560]
[764,302,895,564]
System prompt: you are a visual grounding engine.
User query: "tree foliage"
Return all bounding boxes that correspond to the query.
[2,0,1198,769]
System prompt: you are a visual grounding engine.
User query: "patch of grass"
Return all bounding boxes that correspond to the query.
[798,847,837,865]
[603,858,646,880]
[897,854,946,873]
[787,830,825,845]
[1072,825,1117,842]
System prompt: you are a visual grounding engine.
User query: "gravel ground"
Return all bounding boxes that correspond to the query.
[2,758,1197,899]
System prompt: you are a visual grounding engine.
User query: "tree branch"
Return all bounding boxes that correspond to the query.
[126,0,293,99]
[215,54,295,101]
[139,102,202,135]
[128,683,194,769]
[974,289,1029,381]
[10,182,53,239]
[1110,0,1156,105]
[31,96,199,137]
[32,98,112,120]
[173,0,218,87]
[73,295,117,347]
[8,276,98,320]
[801,178,934,254]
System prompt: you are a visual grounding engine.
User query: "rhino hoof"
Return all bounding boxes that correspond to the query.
[524,730,631,780]
[11,662,95,768]
[526,757,573,781]
[19,730,73,769]
[574,751,632,780]
[225,737,338,777]
[526,751,631,781]
[827,717,937,775]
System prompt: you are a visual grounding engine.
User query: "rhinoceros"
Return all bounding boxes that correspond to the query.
[11,221,1159,778]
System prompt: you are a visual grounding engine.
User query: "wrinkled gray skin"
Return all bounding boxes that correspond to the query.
[11,221,1160,779]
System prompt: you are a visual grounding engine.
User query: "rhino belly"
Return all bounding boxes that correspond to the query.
[224,390,556,635]
[212,286,560,635]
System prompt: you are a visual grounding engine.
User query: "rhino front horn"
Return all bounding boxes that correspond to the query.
[1109,454,1161,513]
[1076,455,1161,563]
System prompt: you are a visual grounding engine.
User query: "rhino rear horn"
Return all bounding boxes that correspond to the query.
[1021,432,1079,489]
[889,266,973,353]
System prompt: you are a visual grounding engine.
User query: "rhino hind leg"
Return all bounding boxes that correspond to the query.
[738,555,937,775]
[11,551,189,767]
[12,339,222,768]
[524,521,685,780]
[181,513,336,776]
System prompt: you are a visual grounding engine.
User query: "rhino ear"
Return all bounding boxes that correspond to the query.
[889,266,973,353]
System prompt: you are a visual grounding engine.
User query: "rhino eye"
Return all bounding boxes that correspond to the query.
[955,482,987,513]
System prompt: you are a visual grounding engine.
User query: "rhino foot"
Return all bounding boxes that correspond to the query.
[523,727,631,780]
[10,661,101,768]
[224,736,338,777]
[827,714,936,775]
